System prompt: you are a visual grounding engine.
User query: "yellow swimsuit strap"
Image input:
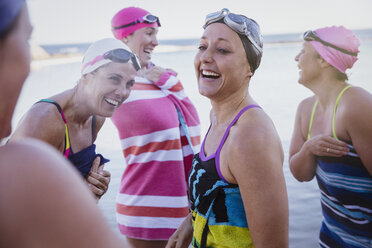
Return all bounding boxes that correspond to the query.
[307,100,319,140]
[307,85,352,140]
[332,85,352,140]
[65,124,71,150]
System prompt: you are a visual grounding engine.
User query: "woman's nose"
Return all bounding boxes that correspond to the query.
[295,53,299,61]
[200,49,213,63]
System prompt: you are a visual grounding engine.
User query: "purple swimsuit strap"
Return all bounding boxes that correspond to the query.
[200,104,261,182]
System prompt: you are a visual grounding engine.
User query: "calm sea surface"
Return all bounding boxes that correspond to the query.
[13,40,372,247]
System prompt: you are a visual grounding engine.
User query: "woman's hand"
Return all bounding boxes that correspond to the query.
[86,156,111,200]
[305,134,349,157]
[139,66,177,82]
[166,213,193,248]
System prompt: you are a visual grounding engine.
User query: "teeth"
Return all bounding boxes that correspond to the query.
[202,70,220,77]
[105,98,119,106]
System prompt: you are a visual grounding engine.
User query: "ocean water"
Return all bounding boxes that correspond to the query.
[13,39,372,247]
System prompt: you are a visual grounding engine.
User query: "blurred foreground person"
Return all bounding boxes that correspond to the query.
[0,1,128,247]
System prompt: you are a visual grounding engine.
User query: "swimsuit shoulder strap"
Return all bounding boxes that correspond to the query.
[37,99,66,123]
[36,99,72,157]
[214,104,261,181]
[216,104,261,155]
[307,100,319,140]
[332,85,352,140]
[91,115,96,144]
[307,85,352,140]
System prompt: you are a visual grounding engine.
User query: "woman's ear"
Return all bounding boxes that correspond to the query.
[80,73,90,84]
[318,56,331,69]
[245,66,253,78]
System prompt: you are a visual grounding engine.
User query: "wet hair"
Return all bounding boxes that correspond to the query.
[333,68,348,81]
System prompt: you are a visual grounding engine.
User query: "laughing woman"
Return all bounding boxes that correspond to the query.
[10,38,140,199]
[167,8,288,248]
[110,6,201,248]
[289,26,372,247]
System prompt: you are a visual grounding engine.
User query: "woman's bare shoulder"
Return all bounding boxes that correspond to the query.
[229,108,283,158]
[10,102,66,144]
[0,139,122,248]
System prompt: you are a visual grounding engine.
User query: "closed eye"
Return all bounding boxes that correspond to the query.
[217,48,229,54]
[109,76,121,84]
[127,79,135,88]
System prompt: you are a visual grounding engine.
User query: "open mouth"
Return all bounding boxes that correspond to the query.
[104,97,119,107]
[201,70,221,79]
[144,48,153,55]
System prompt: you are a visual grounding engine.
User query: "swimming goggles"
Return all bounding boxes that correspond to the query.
[303,30,358,56]
[82,48,141,72]
[203,8,263,54]
[113,14,161,30]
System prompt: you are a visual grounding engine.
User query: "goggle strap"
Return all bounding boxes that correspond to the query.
[305,31,358,56]
[113,14,160,30]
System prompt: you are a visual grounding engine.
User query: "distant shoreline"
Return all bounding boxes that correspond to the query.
[31,29,372,63]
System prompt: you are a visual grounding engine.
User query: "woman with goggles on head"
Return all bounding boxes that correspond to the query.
[9,38,139,200]
[111,6,201,248]
[0,1,130,247]
[290,26,372,247]
[167,8,288,248]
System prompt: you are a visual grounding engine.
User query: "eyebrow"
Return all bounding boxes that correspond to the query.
[145,27,156,31]
[107,73,123,79]
[200,36,230,42]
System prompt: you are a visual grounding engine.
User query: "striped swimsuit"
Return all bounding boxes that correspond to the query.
[189,105,261,248]
[307,86,372,247]
[111,69,201,240]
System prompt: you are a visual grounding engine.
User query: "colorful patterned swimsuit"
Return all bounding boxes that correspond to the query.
[189,105,261,248]
[307,86,372,248]
[37,99,109,177]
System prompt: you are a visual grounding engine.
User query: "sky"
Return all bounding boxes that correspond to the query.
[28,0,372,45]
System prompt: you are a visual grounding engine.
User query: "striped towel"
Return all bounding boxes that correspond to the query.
[111,69,201,240]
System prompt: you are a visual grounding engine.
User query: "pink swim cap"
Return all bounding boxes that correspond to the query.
[309,26,360,73]
[111,7,160,40]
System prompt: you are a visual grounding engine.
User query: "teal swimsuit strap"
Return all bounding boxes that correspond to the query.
[307,85,352,140]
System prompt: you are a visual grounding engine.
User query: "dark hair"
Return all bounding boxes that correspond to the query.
[238,33,262,75]
[333,67,348,81]
[0,10,22,43]
[211,18,262,75]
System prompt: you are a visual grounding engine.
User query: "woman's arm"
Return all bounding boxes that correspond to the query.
[165,213,193,248]
[289,100,348,181]
[344,88,372,175]
[289,101,318,181]
[227,111,288,248]
[9,104,65,149]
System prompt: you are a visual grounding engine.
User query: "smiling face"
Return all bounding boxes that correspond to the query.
[194,23,252,100]
[295,42,322,86]
[83,62,136,117]
[124,27,158,67]
[0,3,33,139]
